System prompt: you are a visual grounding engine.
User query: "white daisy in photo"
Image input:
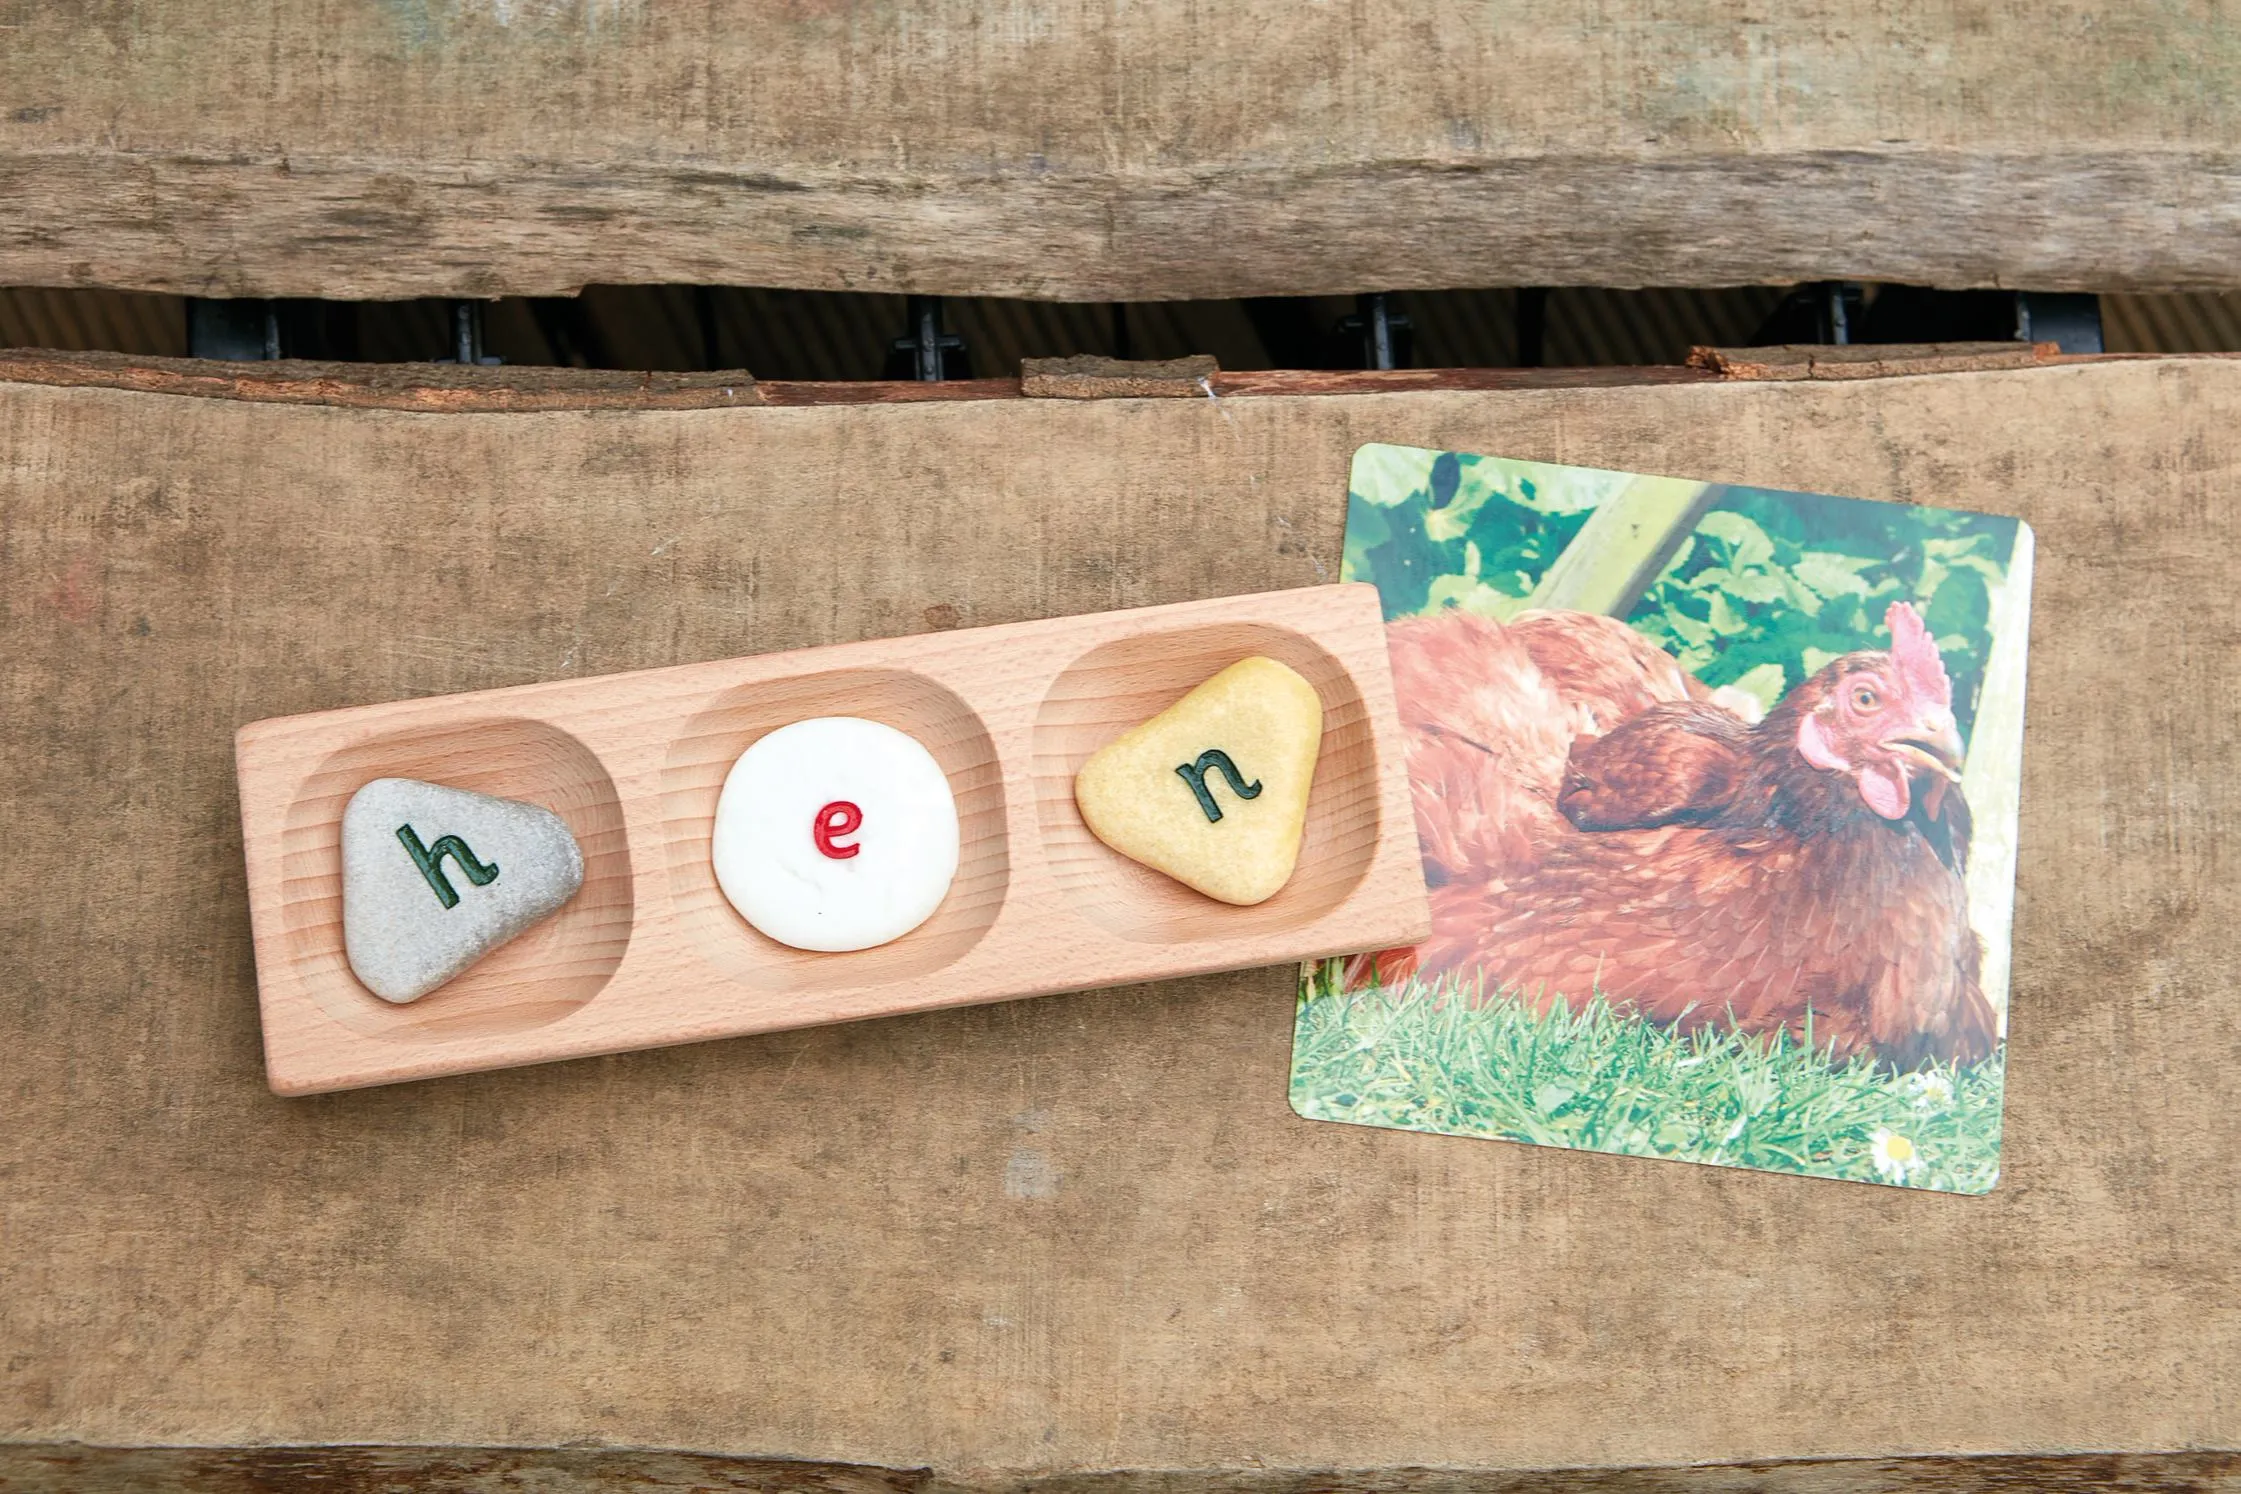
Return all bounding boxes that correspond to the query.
[1899,1071,1956,1109]
[1870,1128,1925,1185]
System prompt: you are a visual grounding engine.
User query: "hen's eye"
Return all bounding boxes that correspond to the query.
[1851,685,1879,711]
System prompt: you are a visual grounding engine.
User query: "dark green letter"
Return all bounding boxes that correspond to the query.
[396,824,501,910]
[1174,749,1263,824]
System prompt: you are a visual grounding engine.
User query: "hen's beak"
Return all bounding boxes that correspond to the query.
[1885,712,1964,782]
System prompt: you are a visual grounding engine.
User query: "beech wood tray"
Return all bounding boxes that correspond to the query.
[235,584,1430,1094]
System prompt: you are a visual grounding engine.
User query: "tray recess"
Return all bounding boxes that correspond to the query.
[236,584,1430,1094]
[1032,619,1382,944]
[660,666,1010,993]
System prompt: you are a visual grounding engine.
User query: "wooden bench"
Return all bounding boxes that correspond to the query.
[0,350,2233,1488]
[7,4,2241,300]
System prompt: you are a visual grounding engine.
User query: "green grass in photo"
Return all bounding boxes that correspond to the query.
[1291,963,2004,1193]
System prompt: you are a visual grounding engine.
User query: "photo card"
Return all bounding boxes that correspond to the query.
[1292,445,2033,1192]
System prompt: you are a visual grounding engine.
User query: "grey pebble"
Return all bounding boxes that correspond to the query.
[341,777,585,1004]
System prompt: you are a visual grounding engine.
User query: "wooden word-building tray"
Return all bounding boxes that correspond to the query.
[236,585,1430,1094]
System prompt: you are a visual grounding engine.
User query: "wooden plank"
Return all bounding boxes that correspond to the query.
[1,1444,2236,1493]
[1690,344,2066,380]
[236,586,1426,1095]
[8,4,2241,299]
[0,351,1729,411]
[0,350,770,411]
[0,359,2234,1477]
[1022,356,1219,400]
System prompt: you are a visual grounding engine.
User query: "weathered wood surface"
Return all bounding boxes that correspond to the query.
[1,1446,2237,1494]
[0,350,1727,410]
[1022,356,1219,400]
[0,350,770,411]
[1688,343,2064,380]
[7,3,2241,300]
[0,359,2235,1480]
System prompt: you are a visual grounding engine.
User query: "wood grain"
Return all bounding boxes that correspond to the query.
[0,350,1728,412]
[236,587,1427,1094]
[9,4,2241,298]
[1688,343,2065,380]
[0,350,769,412]
[1022,356,1220,400]
[0,1445,2235,1493]
[1,360,2235,1476]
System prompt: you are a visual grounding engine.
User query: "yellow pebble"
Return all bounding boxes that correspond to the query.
[1074,656,1324,905]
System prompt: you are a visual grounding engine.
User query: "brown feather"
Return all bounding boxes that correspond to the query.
[1559,701,1750,830]
[1353,607,1997,1070]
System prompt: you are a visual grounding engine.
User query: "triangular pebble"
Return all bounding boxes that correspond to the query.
[1074,656,1324,905]
[341,777,585,1003]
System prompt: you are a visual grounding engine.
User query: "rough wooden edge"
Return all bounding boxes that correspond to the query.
[5,348,2228,413]
[1022,354,1220,399]
[757,378,1027,406]
[0,352,1724,410]
[0,349,767,411]
[1687,342,2065,380]
[1204,366,1720,397]
[0,1446,2234,1493]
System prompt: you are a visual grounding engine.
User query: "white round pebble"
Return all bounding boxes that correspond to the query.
[711,716,961,952]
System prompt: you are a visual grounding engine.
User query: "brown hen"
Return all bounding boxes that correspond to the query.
[1348,602,1997,1070]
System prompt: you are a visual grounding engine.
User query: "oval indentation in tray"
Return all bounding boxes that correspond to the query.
[278,717,633,1041]
[1032,621,1382,944]
[660,667,1009,994]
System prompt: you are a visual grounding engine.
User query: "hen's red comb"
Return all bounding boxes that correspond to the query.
[1886,601,1951,705]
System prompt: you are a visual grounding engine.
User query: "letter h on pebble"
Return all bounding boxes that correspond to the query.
[396,823,501,909]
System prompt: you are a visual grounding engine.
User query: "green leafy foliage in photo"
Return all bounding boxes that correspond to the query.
[1635,495,2013,740]
[1344,448,2020,744]
[1293,970,2004,1194]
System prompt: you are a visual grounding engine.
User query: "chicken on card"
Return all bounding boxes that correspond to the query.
[1300,443,2031,1190]
[1344,600,1993,1070]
